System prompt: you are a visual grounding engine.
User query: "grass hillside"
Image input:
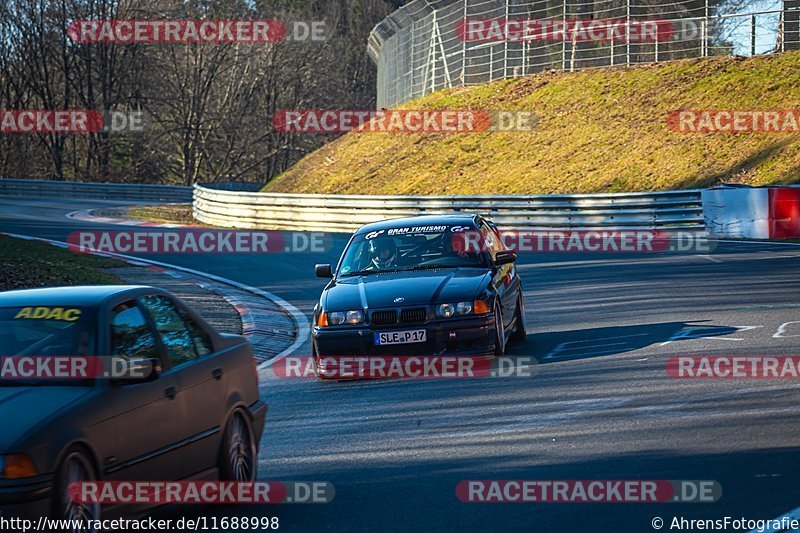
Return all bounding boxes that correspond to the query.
[263,52,800,195]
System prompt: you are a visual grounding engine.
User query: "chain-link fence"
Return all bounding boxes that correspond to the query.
[368,0,799,109]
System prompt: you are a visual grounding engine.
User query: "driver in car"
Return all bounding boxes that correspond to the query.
[367,237,398,270]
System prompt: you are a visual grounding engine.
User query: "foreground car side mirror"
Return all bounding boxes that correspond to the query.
[494,251,517,266]
[112,357,162,384]
[315,264,333,278]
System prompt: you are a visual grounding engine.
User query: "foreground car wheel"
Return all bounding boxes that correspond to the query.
[220,410,257,481]
[312,343,327,380]
[54,449,100,533]
[511,292,526,342]
[493,302,506,356]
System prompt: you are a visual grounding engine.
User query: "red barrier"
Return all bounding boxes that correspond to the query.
[769,188,800,239]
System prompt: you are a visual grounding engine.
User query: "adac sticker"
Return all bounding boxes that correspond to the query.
[14,307,82,322]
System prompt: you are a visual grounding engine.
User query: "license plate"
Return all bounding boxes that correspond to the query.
[374,329,427,345]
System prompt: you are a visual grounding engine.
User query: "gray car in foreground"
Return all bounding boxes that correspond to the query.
[0,285,266,526]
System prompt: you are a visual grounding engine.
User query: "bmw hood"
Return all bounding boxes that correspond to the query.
[323,268,490,311]
[0,386,93,450]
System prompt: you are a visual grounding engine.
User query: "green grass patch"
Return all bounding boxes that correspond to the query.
[0,235,124,291]
[263,53,800,195]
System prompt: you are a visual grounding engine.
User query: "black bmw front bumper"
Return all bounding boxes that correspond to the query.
[313,314,496,357]
[0,475,53,519]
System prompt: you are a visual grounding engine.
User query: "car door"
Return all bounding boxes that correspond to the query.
[138,294,226,479]
[481,220,519,329]
[105,300,186,482]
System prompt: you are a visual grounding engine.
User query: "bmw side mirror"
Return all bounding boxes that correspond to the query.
[494,251,517,266]
[315,264,333,278]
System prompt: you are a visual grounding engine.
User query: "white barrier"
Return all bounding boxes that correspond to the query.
[703,186,800,239]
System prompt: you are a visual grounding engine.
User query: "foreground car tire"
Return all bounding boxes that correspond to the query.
[219,411,258,482]
[53,448,100,533]
[493,302,506,357]
[511,292,526,342]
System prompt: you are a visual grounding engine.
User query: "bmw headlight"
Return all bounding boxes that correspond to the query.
[437,303,455,318]
[437,302,473,318]
[345,310,365,324]
[456,302,473,315]
[325,310,365,326]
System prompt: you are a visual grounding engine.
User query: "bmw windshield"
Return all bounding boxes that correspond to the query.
[338,225,487,277]
[0,306,98,385]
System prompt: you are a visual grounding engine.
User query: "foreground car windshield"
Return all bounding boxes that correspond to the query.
[0,305,98,384]
[338,226,486,276]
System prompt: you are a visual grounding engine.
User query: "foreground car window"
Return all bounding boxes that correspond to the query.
[0,305,97,357]
[339,227,486,276]
[110,301,158,360]
[139,294,207,366]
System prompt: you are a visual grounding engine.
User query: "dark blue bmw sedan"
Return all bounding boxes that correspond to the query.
[0,285,266,526]
[311,215,526,376]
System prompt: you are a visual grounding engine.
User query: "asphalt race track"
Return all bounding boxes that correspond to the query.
[3,196,800,532]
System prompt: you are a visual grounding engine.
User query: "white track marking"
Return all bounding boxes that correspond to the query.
[659,325,763,346]
[774,322,800,339]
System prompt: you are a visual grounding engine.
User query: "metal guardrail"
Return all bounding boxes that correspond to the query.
[0,178,192,203]
[193,183,705,232]
[0,178,705,232]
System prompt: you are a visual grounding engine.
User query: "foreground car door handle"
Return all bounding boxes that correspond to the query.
[164,386,177,399]
[212,368,223,381]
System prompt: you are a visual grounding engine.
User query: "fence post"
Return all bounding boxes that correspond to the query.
[490,46,494,82]
[626,0,631,67]
[462,1,467,84]
[609,20,615,66]
[431,12,437,92]
[655,30,659,62]
[562,0,567,70]
[704,0,710,57]
[504,0,509,79]
[751,14,757,56]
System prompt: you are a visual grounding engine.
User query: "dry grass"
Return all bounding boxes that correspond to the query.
[263,52,800,195]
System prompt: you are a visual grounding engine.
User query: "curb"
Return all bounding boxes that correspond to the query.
[66,205,199,228]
